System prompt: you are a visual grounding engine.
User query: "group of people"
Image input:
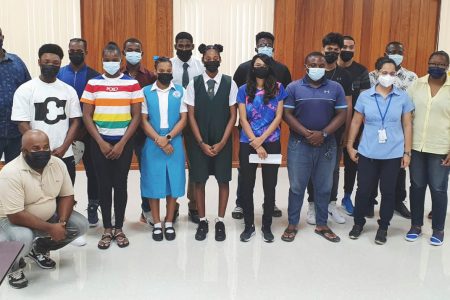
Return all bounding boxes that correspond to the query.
[0,27,449,289]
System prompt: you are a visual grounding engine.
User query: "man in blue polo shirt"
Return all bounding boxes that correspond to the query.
[282,52,347,243]
[57,38,100,234]
[0,27,31,163]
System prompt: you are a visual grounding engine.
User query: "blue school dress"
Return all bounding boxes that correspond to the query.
[140,83,186,199]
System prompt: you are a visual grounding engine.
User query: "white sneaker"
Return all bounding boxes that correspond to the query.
[70,235,87,247]
[306,203,316,225]
[328,201,346,224]
[142,210,154,227]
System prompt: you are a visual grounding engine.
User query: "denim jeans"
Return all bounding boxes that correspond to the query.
[287,134,336,226]
[0,211,88,272]
[353,155,401,230]
[410,150,449,231]
[307,126,343,203]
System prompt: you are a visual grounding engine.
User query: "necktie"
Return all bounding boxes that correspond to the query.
[207,79,215,99]
[182,62,189,88]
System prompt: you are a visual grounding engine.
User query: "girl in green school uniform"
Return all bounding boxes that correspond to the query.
[184,44,238,242]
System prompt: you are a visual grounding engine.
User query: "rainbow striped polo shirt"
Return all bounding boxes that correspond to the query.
[81,74,144,142]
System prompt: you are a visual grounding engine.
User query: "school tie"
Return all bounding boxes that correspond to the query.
[207,79,215,99]
[182,62,189,88]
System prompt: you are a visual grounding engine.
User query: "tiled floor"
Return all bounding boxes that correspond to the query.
[1,168,449,299]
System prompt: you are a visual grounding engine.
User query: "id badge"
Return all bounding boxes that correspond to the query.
[378,128,387,144]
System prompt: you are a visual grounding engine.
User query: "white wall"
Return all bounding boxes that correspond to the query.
[173,0,275,76]
[0,0,81,77]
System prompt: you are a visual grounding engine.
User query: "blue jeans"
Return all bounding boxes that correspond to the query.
[410,150,449,231]
[0,136,21,164]
[0,211,88,272]
[287,135,336,226]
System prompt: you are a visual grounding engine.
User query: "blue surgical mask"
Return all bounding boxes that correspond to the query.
[103,61,121,75]
[307,67,325,81]
[125,51,142,65]
[258,46,273,57]
[428,67,446,79]
[388,54,403,66]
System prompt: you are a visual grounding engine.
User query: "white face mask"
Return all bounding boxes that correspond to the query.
[103,61,121,75]
[378,74,396,87]
[307,67,326,81]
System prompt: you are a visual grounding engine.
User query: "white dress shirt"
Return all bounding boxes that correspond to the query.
[184,72,238,107]
[142,82,187,129]
[170,56,205,86]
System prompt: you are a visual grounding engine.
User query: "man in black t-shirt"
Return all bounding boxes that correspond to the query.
[337,35,371,216]
[231,32,292,220]
[233,32,291,88]
[306,32,353,226]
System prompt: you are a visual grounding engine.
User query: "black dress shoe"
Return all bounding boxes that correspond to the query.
[195,220,209,241]
[395,202,411,219]
[188,209,200,224]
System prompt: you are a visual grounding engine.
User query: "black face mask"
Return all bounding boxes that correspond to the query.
[24,151,51,170]
[40,64,60,80]
[157,72,173,85]
[204,61,220,73]
[253,67,270,79]
[340,51,354,62]
[324,52,339,64]
[69,53,85,66]
[176,49,192,62]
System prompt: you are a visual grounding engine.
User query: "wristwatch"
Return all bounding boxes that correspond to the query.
[166,134,172,141]
[321,131,328,138]
[404,151,411,157]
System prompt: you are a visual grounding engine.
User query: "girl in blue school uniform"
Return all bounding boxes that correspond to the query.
[140,56,187,241]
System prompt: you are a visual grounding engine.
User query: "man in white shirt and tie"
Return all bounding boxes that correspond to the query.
[170,32,204,224]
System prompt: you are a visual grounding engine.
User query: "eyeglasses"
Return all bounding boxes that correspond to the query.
[428,63,449,68]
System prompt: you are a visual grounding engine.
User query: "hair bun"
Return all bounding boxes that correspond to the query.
[214,44,224,53]
[198,44,207,54]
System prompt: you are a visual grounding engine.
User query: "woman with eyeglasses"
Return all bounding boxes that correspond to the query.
[405,51,450,246]
[347,57,414,245]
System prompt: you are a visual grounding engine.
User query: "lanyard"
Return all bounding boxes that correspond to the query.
[374,94,393,128]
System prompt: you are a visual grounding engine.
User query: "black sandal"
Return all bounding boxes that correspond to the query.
[98,232,113,250]
[113,230,130,248]
[164,226,176,241]
[281,227,298,242]
[315,228,341,243]
[153,227,163,241]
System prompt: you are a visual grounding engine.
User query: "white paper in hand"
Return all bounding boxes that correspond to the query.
[249,154,282,164]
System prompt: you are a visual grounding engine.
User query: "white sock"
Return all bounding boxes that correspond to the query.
[165,222,173,228]
[217,217,224,222]
[154,222,162,228]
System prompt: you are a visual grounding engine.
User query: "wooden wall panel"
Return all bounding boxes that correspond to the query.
[274,0,440,164]
[80,0,173,75]
[275,0,440,80]
[80,0,173,169]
